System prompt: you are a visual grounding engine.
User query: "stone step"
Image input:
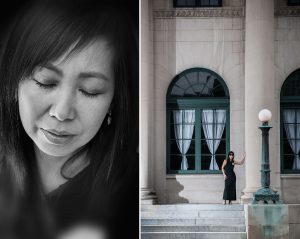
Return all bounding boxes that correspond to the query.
[141,217,245,226]
[141,232,247,239]
[141,204,244,212]
[141,225,246,232]
[142,210,245,218]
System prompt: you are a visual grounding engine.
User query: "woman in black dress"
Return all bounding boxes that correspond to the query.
[222,151,245,204]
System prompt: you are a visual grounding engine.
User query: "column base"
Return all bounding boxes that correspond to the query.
[252,187,281,204]
[141,188,158,205]
[241,187,260,204]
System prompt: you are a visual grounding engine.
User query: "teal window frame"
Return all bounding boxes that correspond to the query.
[166,68,230,174]
[280,68,300,174]
[173,0,222,8]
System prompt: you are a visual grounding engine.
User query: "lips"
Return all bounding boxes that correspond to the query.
[40,128,75,145]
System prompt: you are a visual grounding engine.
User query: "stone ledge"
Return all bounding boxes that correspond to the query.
[152,7,300,19]
[280,174,300,179]
[275,7,300,17]
[153,7,244,19]
[166,174,223,179]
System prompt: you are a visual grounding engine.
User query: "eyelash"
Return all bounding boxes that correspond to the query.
[79,89,100,98]
[34,79,56,89]
[33,79,100,98]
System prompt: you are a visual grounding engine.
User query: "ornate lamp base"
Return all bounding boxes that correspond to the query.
[252,187,281,204]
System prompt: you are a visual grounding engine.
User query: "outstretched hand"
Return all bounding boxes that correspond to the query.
[241,152,246,164]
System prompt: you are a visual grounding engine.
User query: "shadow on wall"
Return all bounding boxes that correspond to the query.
[166,177,189,203]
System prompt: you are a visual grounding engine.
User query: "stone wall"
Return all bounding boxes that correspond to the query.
[152,0,245,203]
[246,204,300,239]
[275,15,300,203]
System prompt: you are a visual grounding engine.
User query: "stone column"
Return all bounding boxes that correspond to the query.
[140,0,157,204]
[241,0,276,203]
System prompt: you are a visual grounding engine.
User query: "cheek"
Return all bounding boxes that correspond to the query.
[78,98,112,139]
[78,82,115,137]
[18,83,48,133]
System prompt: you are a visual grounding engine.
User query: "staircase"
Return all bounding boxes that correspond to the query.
[141,204,247,239]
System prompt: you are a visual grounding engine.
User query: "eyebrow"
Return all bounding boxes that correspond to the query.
[40,64,110,82]
[42,63,63,76]
[79,72,110,82]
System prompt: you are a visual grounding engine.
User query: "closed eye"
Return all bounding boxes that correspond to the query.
[79,89,101,98]
[33,78,56,89]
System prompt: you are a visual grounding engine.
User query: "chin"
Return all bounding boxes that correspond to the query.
[34,140,76,157]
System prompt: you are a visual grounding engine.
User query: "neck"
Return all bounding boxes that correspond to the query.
[35,146,88,193]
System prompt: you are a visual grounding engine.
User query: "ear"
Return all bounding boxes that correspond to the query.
[108,101,115,113]
[14,89,18,102]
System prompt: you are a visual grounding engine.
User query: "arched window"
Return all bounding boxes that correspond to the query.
[166,68,230,174]
[280,68,300,173]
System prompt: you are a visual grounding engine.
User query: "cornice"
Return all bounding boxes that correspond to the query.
[153,7,244,19]
[275,7,300,16]
[153,7,300,19]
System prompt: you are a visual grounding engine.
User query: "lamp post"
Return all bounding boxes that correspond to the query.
[252,109,280,204]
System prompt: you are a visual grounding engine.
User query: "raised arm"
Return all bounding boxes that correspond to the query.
[221,159,227,179]
[234,152,246,165]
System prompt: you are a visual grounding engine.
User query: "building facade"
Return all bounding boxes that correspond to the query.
[141,0,300,205]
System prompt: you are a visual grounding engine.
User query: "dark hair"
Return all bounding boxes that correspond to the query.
[227,151,235,160]
[0,0,138,237]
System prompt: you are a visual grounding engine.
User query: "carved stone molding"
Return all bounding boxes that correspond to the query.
[153,8,244,19]
[275,7,300,16]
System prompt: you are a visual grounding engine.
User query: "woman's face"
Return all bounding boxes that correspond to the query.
[18,39,115,157]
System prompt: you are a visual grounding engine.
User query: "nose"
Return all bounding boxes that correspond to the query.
[49,90,76,121]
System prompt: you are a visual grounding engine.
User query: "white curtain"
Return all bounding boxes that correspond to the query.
[173,110,195,170]
[202,109,226,170]
[283,109,300,170]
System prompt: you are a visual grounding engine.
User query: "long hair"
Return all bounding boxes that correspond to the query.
[0,0,138,237]
[227,151,235,161]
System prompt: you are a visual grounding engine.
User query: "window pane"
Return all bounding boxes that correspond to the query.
[201,155,211,170]
[281,69,300,96]
[201,154,222,170]
[170,155,195,170]
[210,0,220,6]
[170,140,181,154]
[288,0,300,6]
[283,155,295,170]
[186,72,198,85]
[170,126,195,139]
[176,0,187,6]
[282,124,288,138]
[171,85,184,96]
[177,76,190,90]
[170,155,182,170]
[174,0,221,7]
[187,155,196,170]
[169,69,227,97]
[201,0,209,5]
[216,155,226,169]
[186,87,195,96]
[170,140,195,154]
[283,139,294,155]
[186,0,196,6]
[213,81,227,97]
[215,140,226,154]
[221,127,226,139]
[201,140,211,154]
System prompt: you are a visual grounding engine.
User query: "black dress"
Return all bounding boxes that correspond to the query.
[222,159,236,201]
